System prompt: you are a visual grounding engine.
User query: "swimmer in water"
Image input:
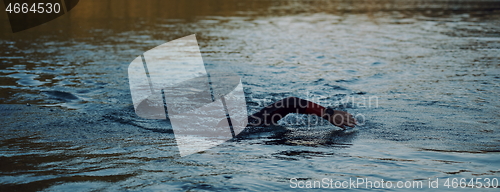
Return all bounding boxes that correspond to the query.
[246,96,356,129]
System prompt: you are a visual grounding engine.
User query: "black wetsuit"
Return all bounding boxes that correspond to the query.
[247,97,321,127]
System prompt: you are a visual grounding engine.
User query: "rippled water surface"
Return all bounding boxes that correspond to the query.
[1,0,500,191]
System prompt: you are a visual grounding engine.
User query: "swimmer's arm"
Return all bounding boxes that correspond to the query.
[247,97,356,129]
[324,109,357,129]
[303,101,356,129]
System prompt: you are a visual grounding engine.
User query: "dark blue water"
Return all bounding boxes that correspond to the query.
[1,0,499,191]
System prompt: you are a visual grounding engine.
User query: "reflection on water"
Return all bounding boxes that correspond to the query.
[1,0,500,191]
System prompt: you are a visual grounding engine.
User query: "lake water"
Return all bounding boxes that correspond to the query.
[1,0,499,191]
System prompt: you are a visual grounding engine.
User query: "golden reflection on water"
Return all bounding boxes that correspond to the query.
[0,0,273,38]
[1,0,499,38]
